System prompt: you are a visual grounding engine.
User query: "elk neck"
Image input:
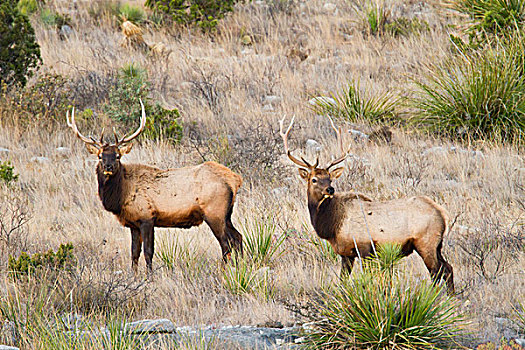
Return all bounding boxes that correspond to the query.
[307,194,345,240]
[96,163,124,215]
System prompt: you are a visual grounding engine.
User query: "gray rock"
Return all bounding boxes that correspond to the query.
[422,146,447,156]
[56,147,71,156]
[515,339,525,347]
[0,147,10,153]
[30,156,51,164]
[263,95,282,105]
[308,96,336,106]
[348,129,369,140]
[306,139,321,153]
[0,346,20,350]
[125,319,176,334]
[58,24,73,39]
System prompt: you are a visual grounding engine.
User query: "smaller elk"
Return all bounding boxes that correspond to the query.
[280,116,454,294]
[67,101,243,272]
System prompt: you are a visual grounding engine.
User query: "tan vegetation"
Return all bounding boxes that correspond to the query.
[0,0,523,347]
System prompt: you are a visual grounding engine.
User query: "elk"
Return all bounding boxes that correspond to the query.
[67,101,243,272]
[279,116,454,294]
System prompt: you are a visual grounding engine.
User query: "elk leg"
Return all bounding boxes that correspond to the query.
[226,217,243,254]
[140,220,155,272]
[437,244,455,294]
[416,242,455,295]
[131,227,142,274]
[340,255,354,279]
[204,218,231,262]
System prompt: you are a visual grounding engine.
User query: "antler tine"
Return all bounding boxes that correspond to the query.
[113,127,119,144]
[66,108,102,148]
[326,115,347,170]
[118,98,147,145]
[99,127,105,144]
[279,115,312,168]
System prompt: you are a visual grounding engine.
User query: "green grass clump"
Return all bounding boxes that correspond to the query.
[311,81,399,125]
[222,253,273,298]
[118,3,146,24]
[243,215,285,267]
[0,161,18,186]
[302,244,464,349]
[412,34,525,143]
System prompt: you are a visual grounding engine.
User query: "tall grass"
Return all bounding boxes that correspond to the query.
[302,244,465,349]
[311,81,399,125]
[412,32,525,143]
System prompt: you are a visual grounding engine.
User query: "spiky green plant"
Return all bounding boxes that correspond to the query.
[242,215,285,267]
[302,244,465,349]
[311,81,399,125]
[222,254,273,298]
[118,3,145,24]
[412,34,525,143]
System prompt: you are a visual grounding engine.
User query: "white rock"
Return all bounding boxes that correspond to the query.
[323,3,337,13]
[30,156,51,164]
[421,146,447,156]
[306,139,321,153]
[515,339,525,347]
[308,96,336,106]
[0,346,19,350]
[262,104,274,111]
[125,319,176,334]
[56,147,71,156]
[0,147,10,153]
[348,129,369,140]
[263,95,282,105]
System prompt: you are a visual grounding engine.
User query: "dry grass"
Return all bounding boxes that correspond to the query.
[0,0,524,347]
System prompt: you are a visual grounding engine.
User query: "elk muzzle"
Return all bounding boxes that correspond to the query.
[323,186,335,199]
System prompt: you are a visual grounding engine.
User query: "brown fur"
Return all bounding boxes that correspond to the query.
[301,167,454,294]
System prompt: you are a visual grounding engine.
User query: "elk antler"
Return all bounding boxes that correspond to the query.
[325,115,347,170]
[279,116,315,169]
[115,99,147,145]
[67,107,103,149]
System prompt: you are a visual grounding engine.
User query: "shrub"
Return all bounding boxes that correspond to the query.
[16,0,40,16]
[412,34,525,143]
[144,0,240,31]
[39,8,71,28]
[0,0,41,88]
[118,3,146,24]
[311,81,399,125]
[0,161,18,186]
[8,243,76,279]
[243,215,285,267]
[446,0,525,42]
[104,64,182,143]
[302,244,464,349]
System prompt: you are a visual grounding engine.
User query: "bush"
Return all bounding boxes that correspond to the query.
[311,81,399,125]
[0,161,18,186]
[145,0,241,31]
[118,3,145,24]
[0,0,41,87]
[302,244,464,349]
[104,64,182,144]
[8,243,76,279]
[412,34,525,143]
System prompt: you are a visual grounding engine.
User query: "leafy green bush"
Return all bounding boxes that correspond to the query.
[412,34,525,143]
[17,0,40,16]
[104,64,182,143]
[39,8,71,28]
[311,81,399,125]
[302,244,464,349]
[145,0,240,31]
[0,161,18,186]
[0,0,41,87]
[8,243,76,279]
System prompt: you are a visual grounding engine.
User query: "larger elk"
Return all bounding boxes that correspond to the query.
[280,116,454,294]
[67,101,243,272]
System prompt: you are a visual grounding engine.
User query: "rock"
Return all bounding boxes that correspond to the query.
[56,147,71,156]
[0,147,9,153]
[422,146,447,156]
[0,346,20,350]
[30,156,51,164]
[58,24,73,39]
[263,95,282,106]
[348,129,369,140]
[515,339,525,347]
[262,104,274,112]
[308,96,336,106]
[323,3,337,13]
[125,319,176,334]
[306,139,321,153]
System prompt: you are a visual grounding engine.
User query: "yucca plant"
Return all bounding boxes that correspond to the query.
[311,81,399,125]
[222,253,273,298]
[302,244,465,349]
[242,215,285,267]
[412,34,525,143]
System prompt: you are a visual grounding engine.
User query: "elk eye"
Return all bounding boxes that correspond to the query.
[312,178,317,184]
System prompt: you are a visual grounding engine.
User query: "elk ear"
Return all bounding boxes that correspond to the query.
[298,168,309,180]
[85,143,100,155]
[330,167,344,179]
[119,143,133,155]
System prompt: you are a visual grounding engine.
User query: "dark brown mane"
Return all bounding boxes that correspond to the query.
[309,196,347,240]
[97,163,124,215]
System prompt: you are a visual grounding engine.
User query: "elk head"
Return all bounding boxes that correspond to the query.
[67,100,146,178]
[279,115,346,204]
